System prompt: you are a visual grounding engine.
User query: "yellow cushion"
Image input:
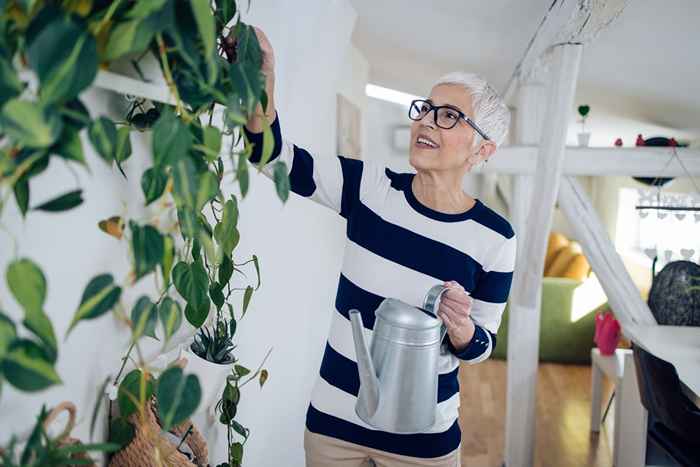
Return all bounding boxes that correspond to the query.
[546,245,579,277]
[545,232,569,272]
[562,254,590,281]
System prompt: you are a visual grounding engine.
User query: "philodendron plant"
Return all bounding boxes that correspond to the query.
[0,0,285,465]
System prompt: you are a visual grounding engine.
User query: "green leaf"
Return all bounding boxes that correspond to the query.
[13,178,30,217]
[0,98,63,148]
[191,0,216,61]
[26,14,98,104]
[156,367,201,431]
[0,54,23,107]
[259,121,275,167]
[2,339,61,391]
[231,419,249,439]
[172,158,217,211]
[177,207,199,239]
[130,221,164,281]
[115,126,132,176]
[218,254,234,286]
[158,297,182,344]
[141,166,168,205]
[172,260,209,312]
[130,296,158,340]
[273,161,290,202]
[161,234,175,285]
[234,364,250,377]
[213,198,240,257]
[202,125,221,162]
[184,302,208,328]
[215,0,237,26]
[209,282,225,310]
[32,189,83,212]
[241,286,253,318]
[196,171,219,211]
[152,107,192,167]
[109,417,135,448]
[22,310,57,363]
[252,254,261,290]
[231,442,243,463]
[7,258,46,313]
[127,0,168,19]
[67,274,122,335]
[54,127,86,166]
[0,312,17,361]
[118,369,153,418]
[237,151,250,198]
[229,59,263,116]
[103,19,156,62]
[88,117,118,164]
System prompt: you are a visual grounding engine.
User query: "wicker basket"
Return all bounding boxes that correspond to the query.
[107,396,208,467]
[43,401,96,467]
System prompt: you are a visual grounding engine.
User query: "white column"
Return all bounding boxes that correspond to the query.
[504,43,583,467]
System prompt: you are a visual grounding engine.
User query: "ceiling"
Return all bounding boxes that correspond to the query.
[350,0,700,134]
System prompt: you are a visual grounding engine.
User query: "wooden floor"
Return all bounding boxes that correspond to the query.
[458,359,615,467]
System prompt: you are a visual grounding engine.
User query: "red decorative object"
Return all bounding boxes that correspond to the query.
[636,134,646,146]
[594,309,621,356]
[669,137,678,147]
[614,138,623,147]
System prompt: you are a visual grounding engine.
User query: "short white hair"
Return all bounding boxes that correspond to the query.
[432,72,511,148]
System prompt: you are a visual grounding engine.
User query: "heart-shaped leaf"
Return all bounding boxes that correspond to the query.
[131,296,158,340]
[141,167,168,205]
[118,369,153,418]
[130,221,164,281]
[156,366,201,431]
[98,216,125,239]
[213,197,240,257]
[158,297,182,344]
[152,107,192,167]
[88,117,118,164]
[577,105,590,117]
[7,258,46,314]
[0,312,17,361]
[67,274,122,335]
[2,339,61,392]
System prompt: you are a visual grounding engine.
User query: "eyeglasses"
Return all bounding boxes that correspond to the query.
[408,99,491,141]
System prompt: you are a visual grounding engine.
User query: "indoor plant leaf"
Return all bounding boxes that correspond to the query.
[117,369,153,418]
[158,297,182,344]
[141,166,168,205]
[213,197,240,257]
[88,116,117,164]
[32,189,83,212]
[130,296,158,340]
[67,274,122,335]
[273,161,290,203]
[0,98,63,148]
[1,339,61,392]
[130,221,164,281]
[6,258,46,314]
[156,366,201,431]
[0,312,17,361]
[241,286,253,318]
[152,107,192,167]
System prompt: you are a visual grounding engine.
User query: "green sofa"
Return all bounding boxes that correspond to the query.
[492,276,608,364]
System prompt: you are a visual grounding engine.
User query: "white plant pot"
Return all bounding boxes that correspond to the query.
[578,132,591,147]
[183,345,233,416]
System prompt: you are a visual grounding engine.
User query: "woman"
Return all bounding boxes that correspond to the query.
[239,27,516,467]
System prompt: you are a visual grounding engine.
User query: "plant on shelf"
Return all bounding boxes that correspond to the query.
[0,0,285,465]
[577,104,590,147]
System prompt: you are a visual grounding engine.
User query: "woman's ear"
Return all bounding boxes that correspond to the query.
[476,140,497,162]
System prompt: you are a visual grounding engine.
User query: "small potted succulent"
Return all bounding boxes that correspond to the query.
[577,104,591,147]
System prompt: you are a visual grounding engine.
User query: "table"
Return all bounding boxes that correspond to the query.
[590,348,647,467]
[623,324,700,407]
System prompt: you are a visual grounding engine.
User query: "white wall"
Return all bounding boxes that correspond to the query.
[0,1,364,466]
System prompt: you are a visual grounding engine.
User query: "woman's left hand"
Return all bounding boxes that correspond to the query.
[437,281,475,351]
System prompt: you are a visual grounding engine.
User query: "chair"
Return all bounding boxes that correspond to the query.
[632,344,700,467]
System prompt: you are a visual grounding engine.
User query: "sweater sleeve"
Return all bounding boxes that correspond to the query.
[242,111,364,218]
[447,232,517,363]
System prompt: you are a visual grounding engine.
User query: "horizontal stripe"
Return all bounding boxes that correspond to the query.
[306,404,461,458]
[347,201,484,292]
[335,273,385,330]
[447,325,495,362]
[469,299,507,334]
[471,270,514,303]
[319,342,459,403]
[288,145,316,197]
[309,375,460,435]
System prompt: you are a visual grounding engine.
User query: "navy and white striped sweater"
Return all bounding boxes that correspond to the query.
[244,112,517,459]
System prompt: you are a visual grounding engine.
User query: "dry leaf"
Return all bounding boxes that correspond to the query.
[98,216,124,239]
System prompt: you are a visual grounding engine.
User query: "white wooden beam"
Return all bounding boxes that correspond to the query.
[505,43,583,467]
[474,146,700,177]
[557,176,657,326]
[94,70,176,105]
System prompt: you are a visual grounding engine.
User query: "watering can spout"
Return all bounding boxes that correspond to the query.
[349,309,379,418]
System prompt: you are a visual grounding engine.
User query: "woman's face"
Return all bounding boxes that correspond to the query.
[409,84,479,173]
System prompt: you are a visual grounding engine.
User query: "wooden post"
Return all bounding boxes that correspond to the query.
[557,176,657,325]
[504,43,583,467]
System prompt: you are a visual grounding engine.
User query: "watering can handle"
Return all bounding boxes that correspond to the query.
[423,284,449,344]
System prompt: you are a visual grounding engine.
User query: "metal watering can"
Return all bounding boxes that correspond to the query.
[349,284,450,433]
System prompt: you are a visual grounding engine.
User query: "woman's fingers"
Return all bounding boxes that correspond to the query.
[443,287,472,306]
[439,300,470,324]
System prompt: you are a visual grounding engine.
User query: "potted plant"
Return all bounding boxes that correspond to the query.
[0,0,285,464]
[577,104,591,147]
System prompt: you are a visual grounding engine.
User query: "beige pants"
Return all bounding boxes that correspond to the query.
[304,428,461,467]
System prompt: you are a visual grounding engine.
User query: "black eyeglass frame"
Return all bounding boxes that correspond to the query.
[408,99,491,141]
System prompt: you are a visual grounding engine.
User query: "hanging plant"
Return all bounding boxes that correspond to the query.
[0,0,284,465]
